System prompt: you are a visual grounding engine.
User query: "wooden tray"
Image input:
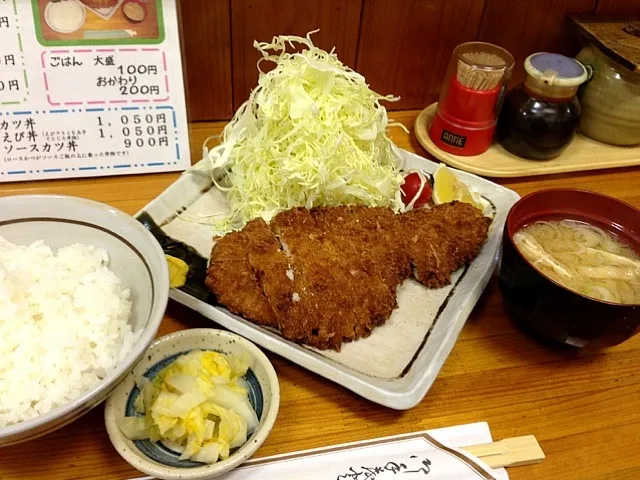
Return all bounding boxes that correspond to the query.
[414,103,640,178]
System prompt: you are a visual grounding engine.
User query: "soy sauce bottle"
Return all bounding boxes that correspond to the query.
[497,53,588,160]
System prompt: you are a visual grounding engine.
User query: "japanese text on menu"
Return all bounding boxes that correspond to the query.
[0,0,190,182]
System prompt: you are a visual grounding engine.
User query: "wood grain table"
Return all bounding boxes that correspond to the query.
[2,111,640,480]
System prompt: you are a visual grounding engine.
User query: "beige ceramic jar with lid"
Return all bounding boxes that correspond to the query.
[576,44,640,146]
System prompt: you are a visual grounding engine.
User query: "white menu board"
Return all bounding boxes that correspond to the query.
[0,0,190,182]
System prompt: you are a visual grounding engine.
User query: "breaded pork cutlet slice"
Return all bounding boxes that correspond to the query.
[269,208,395,350]
[310,206,410,290]
[401,201,490,288]
[246,249,293,327]
[426,201,492,265]
[205,218,279,327]
[294,207,400,320]
[243,219,294,323]
[243,218,296,331]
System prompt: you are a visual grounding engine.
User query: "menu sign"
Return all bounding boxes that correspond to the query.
[0,0,190,182]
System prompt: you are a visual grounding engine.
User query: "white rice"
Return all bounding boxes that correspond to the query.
[0,237,141,427]
[47,0,85,34]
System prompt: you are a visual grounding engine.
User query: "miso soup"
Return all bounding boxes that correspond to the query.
[513,219,640,304]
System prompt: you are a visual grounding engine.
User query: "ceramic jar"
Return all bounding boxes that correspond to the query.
[497,53,588,160]
[576,44,640,146]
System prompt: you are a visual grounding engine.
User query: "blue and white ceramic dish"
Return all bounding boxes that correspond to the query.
[104,329,280,480]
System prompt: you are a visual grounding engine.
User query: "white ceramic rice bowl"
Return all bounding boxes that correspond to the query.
[0,194,169,446]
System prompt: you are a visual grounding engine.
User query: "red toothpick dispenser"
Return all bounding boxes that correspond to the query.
[429,42,514,156]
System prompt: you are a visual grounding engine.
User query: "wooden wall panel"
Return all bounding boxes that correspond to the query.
[596,0,640,14]
[179,0,233,121]
[478,0,597,85]
[356,0,486,111]
[230,0,362,111]
[180,0,628,121]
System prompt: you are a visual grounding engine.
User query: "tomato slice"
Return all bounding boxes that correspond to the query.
[401,172,432,208]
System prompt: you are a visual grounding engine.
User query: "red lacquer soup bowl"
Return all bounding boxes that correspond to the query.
[498,189,640,348]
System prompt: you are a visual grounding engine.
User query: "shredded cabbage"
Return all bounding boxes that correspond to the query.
[202,31,405,234]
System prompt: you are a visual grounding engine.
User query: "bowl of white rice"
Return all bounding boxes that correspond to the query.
[0,194,169,446]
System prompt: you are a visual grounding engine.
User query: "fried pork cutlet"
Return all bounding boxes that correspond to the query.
[269,208,397,350]
[311,206,410,290]
[205,218,280,327]
[428,201,492,265]
[400,202,491,287]
[205,201,491,350]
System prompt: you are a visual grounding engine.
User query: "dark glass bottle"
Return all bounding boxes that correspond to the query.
[497,53,587,160]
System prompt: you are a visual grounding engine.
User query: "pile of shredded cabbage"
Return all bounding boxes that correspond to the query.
[201,31,405,234]
[119,350,258,464]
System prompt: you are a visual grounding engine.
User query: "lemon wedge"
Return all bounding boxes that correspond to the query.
[165,255,189,288]
[432,164,487,211]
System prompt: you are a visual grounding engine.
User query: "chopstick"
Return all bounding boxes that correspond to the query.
[462,435,545,469]
[83,29,137,40]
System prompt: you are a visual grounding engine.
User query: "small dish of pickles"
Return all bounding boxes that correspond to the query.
[104,328,279,480]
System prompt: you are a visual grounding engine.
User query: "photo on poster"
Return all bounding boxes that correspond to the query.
[1,0,190,182]
[31,0,165,46]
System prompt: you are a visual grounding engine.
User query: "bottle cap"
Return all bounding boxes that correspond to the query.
[524,53,588,87]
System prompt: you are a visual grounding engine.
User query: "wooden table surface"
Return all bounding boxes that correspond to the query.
[2,110,640,480]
